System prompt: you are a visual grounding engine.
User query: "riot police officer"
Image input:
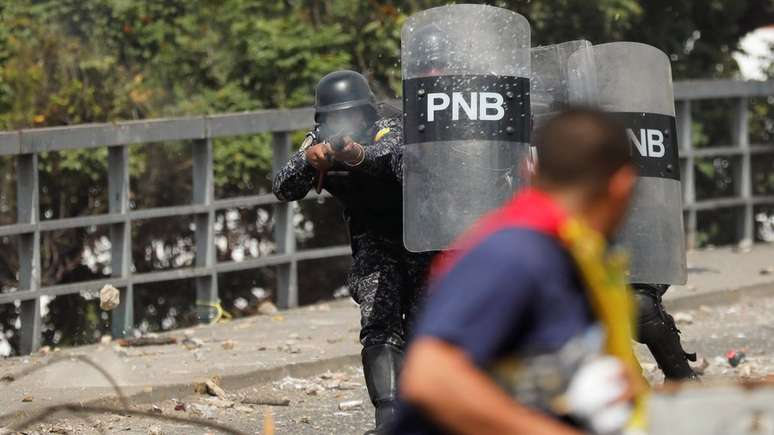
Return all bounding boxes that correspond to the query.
[634,283,697,380]
[272,70,434,433]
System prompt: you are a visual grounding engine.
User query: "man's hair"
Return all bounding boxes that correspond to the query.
[533,107,633,195]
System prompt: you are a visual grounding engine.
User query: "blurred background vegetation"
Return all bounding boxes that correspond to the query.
[0,0,771,354]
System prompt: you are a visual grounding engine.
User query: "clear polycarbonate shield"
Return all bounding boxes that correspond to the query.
[593,42,687,285]
[530,40,597,129]
[402,5,531,252]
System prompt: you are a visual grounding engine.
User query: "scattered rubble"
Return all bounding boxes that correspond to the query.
[278,341,301,354]
[222,339,237,350]
[760,265,774,275]
[241,395,291,406]
[673,312,694,325]
[726,350,746,367]
[206,396,235,408]
[147,426,163,435]
[189,403,217,419]
[21,395,33,402]
[258,301,278,316]
[338,400,363,411]
[99,284,121,310]
[116,336,177,347]
[150,404,163,414]
[195,377,229,400]
[182,337,204,350]
[691,357,710,375]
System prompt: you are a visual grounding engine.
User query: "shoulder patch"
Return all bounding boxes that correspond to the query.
[374,127,390,142]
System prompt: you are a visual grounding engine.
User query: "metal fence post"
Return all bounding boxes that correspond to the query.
[108,146,133,337]
[16,153,41,354]
[272,132,298,309]
[733,97,752,244]
[677,100,696,249]
[193,136,218,322]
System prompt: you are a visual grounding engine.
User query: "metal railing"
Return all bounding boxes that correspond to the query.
[675,80,774,247]
[0,79,772,355]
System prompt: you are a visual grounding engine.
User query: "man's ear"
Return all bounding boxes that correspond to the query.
[608,165,637,202]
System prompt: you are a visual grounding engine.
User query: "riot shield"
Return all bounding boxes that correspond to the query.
[593,42,687,285]
[531,40,597,129]
[402,5,531,252]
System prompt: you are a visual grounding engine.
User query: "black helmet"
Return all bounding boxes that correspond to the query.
[314,70,376,122]
[410,23,450,74]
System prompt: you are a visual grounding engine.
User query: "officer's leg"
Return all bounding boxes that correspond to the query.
[633,284,698,381]
[348,241,405,432]
[400,251,435,339]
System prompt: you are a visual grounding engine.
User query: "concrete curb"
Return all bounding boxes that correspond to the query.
[0,352,361,426]
[664,281,774,312]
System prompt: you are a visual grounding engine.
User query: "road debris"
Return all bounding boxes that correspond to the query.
[690,357,709,375]
[189,403,217,419]
[278,342,301,354]
[760,265,774,275]
[726,350,746,367]
[673,312,694,325]
[21,395,33,402]
[148,426,163,435]
[222,339,237,350]
[150,404,163,414]
[99,284,121,310]
[116,336,178,347]
[182,337,204,350]
[207,397,235,408]
[241,395,290,406]
[257,301,278,316]
[37,345,51,356]
[100,335,112,345]
[195,377,229,400]
[338,400,363,411]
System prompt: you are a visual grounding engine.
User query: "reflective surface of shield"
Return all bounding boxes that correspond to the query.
[531,40,597,129]
[593,42,687,285]
[402,5,531,252]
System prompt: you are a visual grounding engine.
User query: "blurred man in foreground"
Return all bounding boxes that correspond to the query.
[394,108,646,435]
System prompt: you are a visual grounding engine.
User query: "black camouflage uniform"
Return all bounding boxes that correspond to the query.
[272,70,434,433]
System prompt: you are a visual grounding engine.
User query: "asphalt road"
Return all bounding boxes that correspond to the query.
[12,293,774,435]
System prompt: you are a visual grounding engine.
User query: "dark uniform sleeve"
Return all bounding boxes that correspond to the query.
[351,117,405,183]
[272,148,318,202]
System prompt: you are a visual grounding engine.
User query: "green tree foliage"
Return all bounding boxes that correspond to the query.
[0,0,771,352]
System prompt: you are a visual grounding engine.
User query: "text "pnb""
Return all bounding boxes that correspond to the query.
[427,92,505,122]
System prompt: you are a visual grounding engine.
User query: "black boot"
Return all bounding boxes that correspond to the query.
[633,284,698,381]
[362,344,403,434]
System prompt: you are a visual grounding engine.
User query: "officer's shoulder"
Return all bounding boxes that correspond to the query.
[372,117,401,143]
[374,116,401,130]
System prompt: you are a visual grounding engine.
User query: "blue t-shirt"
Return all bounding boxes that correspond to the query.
[393,227,594,435]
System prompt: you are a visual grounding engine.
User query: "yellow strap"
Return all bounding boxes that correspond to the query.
[374,127,390,142]
[195,299,233,324]
[558,218,649,430]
